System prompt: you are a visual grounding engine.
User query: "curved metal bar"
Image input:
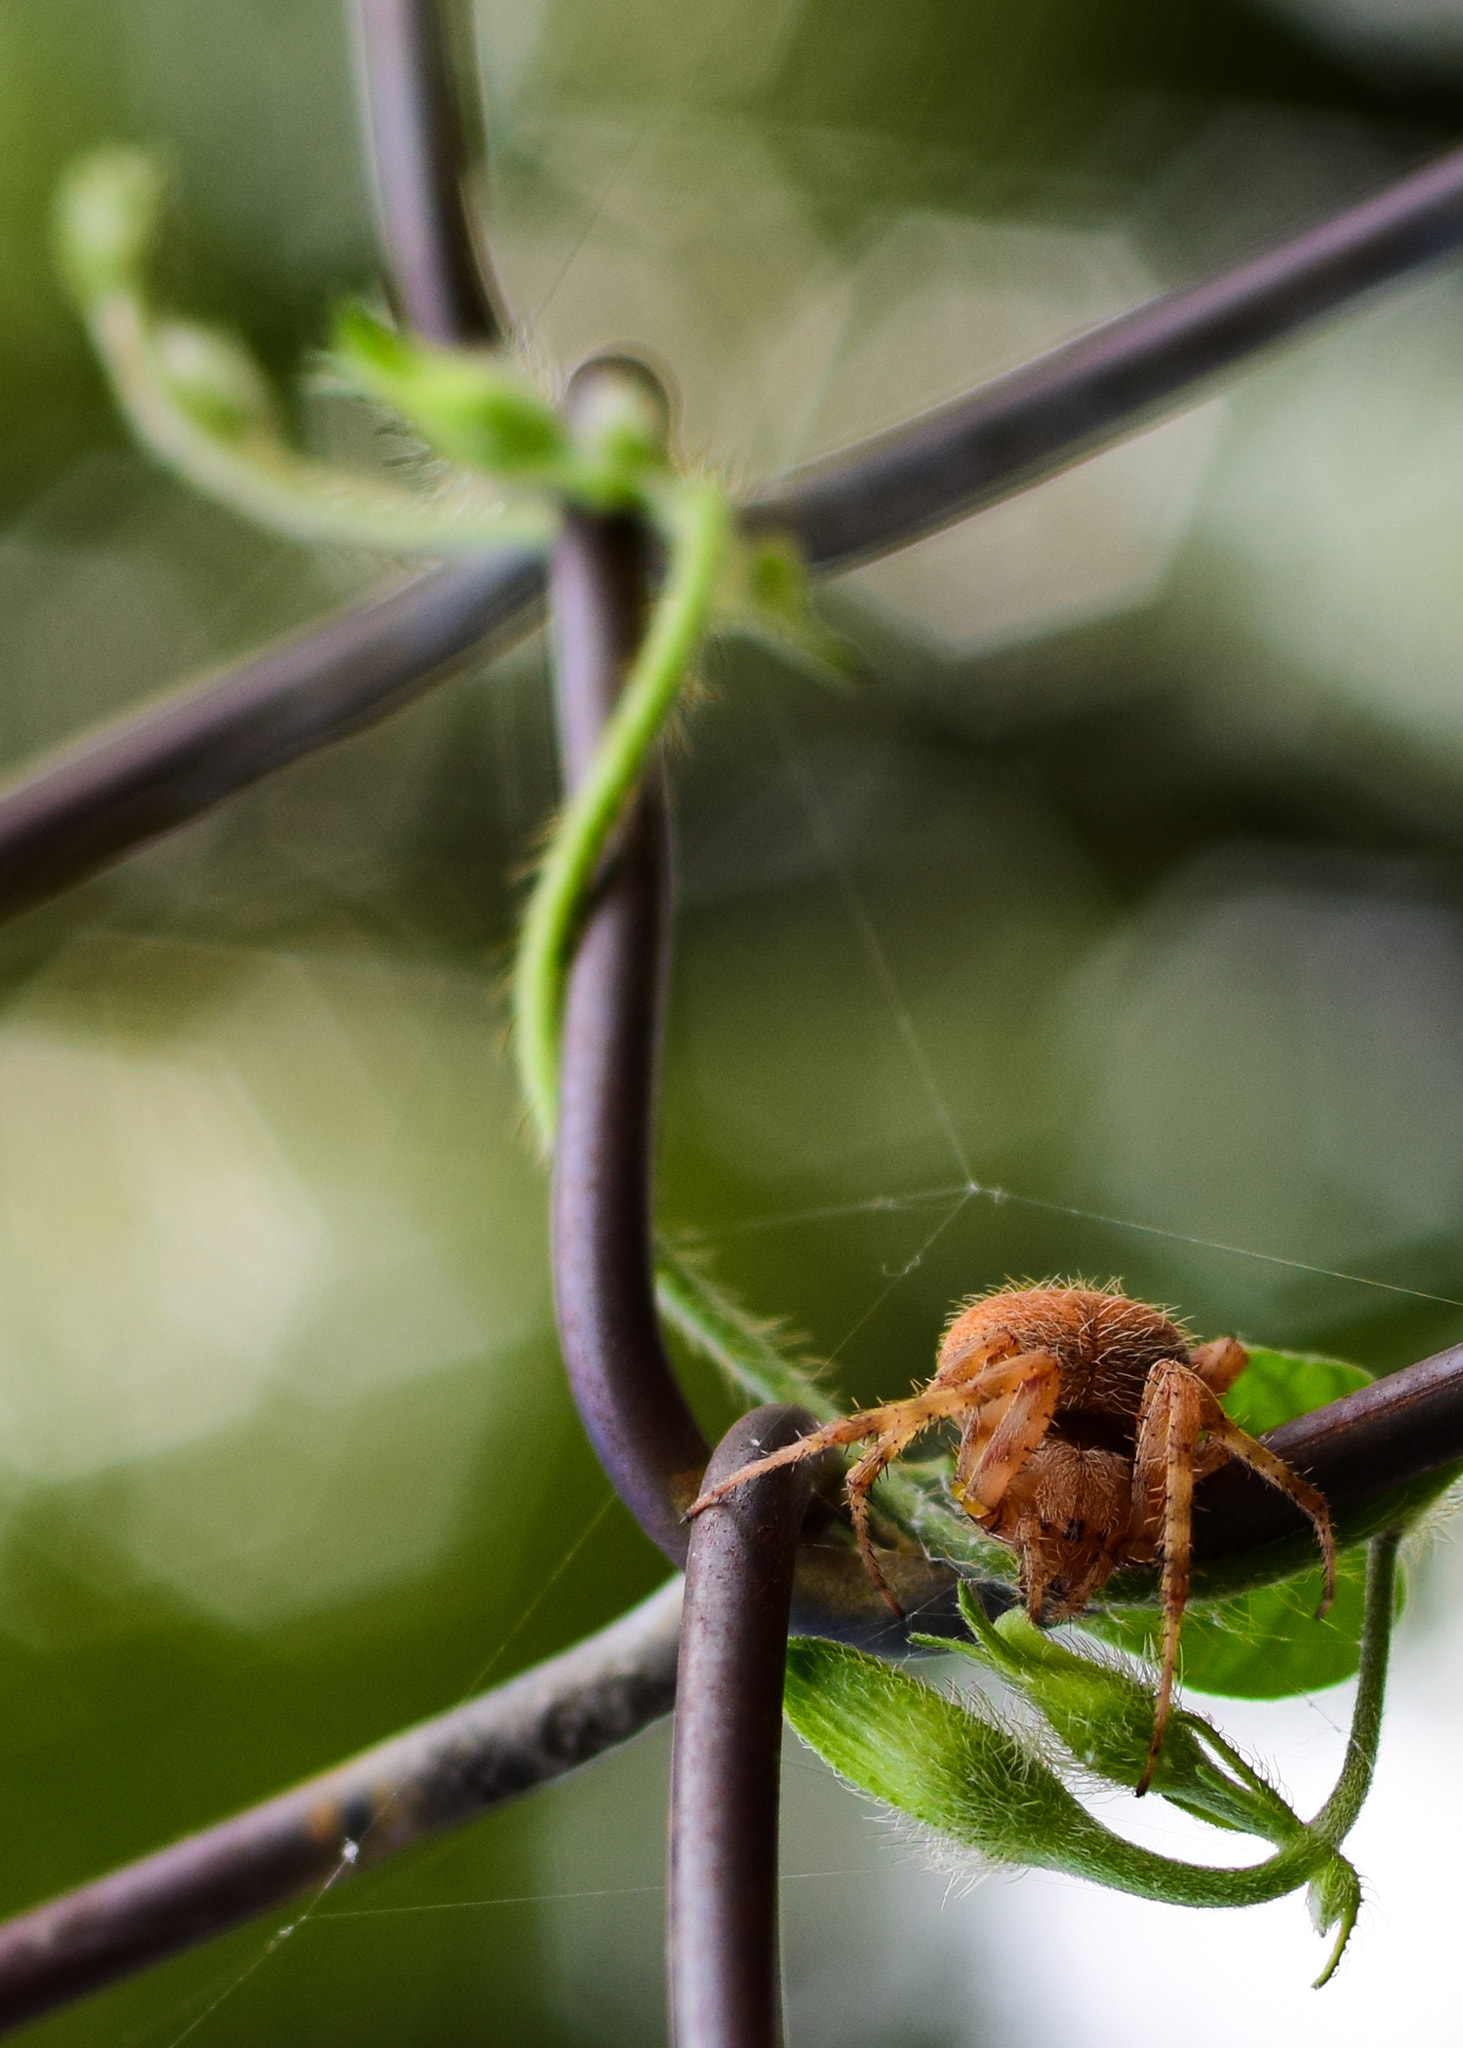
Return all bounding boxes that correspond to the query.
[549,495,710,1561]
[546,367,962,1636]
[0,1576,683,2039]
[751,139,1463,568]
[7,143,1463,914]
[350,0,509,345]
[669,1408,822,2048]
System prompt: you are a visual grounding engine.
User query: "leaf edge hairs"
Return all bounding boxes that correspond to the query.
[785,1532,1403,1989]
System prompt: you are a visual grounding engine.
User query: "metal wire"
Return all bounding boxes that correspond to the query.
[669,1409,827,2048]
[0,552,541,923]
[350,0,509,345]
[0,1579,682,2036]
[9,141,1463,911]
[747,138,1463,569]
[1194,1332,1463,1560]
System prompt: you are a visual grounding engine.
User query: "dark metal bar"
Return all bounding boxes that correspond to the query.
[11,141,1463,916]
[549,487,710,1563]
[0,553,541,924]
[350,0,509,345]
[749,139,1463,569]
[0,1577,682,2038]
[1194,1336,1463,1560]
[669,1408,822,2048]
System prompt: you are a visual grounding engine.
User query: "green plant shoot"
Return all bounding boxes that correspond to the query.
[791,1529,1404,1986]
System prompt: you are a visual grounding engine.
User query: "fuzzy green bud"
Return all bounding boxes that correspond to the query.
[784,1635,1339,1921]
[745,534,808,620]
[918,1587,1307,1844]
[55,148,163,306]
[784,1635,1106,1872]
[1307,1856,1362,1987]
[155,322,282,443]
[334,306,568,479]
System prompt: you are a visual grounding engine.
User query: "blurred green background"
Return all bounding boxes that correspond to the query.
[4,0,1463,2042]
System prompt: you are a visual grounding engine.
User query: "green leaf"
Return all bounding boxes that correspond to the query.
[333,306,570,480]
[1222,1346,1372,1436]
[714,531,859,682]
[1085,1547,1374,1699]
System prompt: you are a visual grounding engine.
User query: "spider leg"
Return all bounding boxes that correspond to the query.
[684,1410,893,1519]
[1189,1335,1249,1398]
[685,1377,1006,1521]
[951,1351,1061,1513]
[1131,1362,1337,1796]
[1187,1383,1336,1616]
[1132,1361,1202,1796]
[844,1423,929,1615]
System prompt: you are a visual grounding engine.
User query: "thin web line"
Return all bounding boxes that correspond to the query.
[681,1174,1463,1314]
[675,1185,971,1241]
[530,41,719,328]
[767,702,975,1188]
[823,1190,975,1367]
[980,1183,1463,1311]
[152,1488,622,2045]
[160,1847,360,2048]
[455,1485,620,1700]
[310,1868,893,1922]
[746,713,1463,1320]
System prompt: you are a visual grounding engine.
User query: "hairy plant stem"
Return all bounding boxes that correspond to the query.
[1310,1526,1400,1845]
[85,291,548,554]
[514,479,730,1150]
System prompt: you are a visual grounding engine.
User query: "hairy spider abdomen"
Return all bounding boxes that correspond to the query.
[936,1283,1190,1426]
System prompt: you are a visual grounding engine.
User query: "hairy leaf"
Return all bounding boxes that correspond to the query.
[784,1636,1345,1922]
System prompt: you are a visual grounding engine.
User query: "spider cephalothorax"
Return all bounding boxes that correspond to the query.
[687,1282,1335,1788]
